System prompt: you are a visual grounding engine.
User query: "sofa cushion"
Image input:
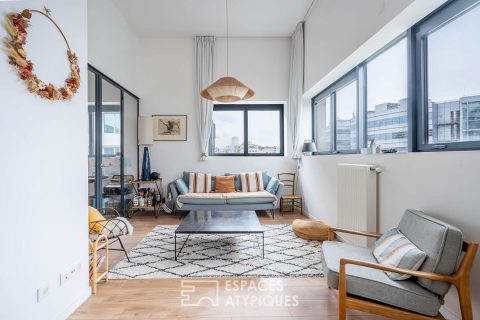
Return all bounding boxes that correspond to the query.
[188,173,212,193]
[322,241,441,316]
[224,171,271,190]
[398,209,463,295]
[262,171,270,189]
[240,171,265,192]
[183,171,215,190]
[175,179,189,195]
[266,177,280,194]
[225,173,242,190]
[177,193,226,205]
[213,175,236,193]
[373,227,427,280]
[226,196,274,204]
[224,190,277,204]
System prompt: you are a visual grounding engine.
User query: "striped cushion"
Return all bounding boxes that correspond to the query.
[373,227,427,280]
[240,171,264,192]
[188,173,212,193]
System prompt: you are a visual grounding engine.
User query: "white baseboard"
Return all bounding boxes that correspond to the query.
[302,209,320,221]
[55,286,91,320]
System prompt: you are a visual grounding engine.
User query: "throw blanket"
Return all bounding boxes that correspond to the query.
[176,190,277,208]
[89,217,134,241]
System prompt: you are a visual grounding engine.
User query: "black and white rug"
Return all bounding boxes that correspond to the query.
[108,224,323,279]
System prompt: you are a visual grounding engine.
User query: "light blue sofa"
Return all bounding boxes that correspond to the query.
[168,172,284,219]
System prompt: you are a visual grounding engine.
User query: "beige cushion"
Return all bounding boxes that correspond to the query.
[292,219,329,241]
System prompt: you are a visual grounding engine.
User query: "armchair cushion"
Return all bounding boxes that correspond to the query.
[398,209,463,295]
[373,227,427,280]
[88,206,106,233]
[322,241,441,316]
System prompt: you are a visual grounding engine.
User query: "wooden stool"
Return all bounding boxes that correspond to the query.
[278,172,303,215]
[89,234,109,294]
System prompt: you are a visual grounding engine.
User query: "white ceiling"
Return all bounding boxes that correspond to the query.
[113,0,314,38]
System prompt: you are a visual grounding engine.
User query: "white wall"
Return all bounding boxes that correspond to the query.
[301,1,479,319]
[88,0,140,93]
[0,1,89,319]
[304,0,414,93]
[137,37,296,184]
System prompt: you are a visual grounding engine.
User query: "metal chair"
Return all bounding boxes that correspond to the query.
[277,172,303,215]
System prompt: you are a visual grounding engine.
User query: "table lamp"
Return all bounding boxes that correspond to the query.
[302,140,317,156]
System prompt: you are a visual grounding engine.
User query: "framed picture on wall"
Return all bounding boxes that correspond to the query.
[152,115,187,141]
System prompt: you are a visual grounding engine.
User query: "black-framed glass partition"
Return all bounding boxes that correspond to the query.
[88,65,139,216]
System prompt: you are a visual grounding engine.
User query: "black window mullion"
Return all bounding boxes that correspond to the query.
[244,109,248,156]
[358,64,367,149]
[407,28,417,152]
[332,92,337,153]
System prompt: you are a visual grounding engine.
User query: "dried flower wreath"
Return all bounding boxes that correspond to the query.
[4,7,80,101]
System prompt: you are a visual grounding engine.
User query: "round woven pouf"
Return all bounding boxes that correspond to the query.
[292,219,330,241]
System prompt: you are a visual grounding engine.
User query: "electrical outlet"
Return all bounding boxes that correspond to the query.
[60,262,82,286]
[37,285,49,303]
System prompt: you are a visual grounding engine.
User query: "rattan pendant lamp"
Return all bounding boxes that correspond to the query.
[201,0,254,102]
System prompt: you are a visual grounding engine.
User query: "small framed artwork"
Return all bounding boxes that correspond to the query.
[152,115,187,141]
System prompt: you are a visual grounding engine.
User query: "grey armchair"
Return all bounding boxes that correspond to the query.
[322,209,478,320]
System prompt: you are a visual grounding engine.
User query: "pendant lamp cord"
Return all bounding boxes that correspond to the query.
[226,0,229,76]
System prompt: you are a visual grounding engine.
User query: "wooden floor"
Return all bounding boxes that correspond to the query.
[70,211,389,320]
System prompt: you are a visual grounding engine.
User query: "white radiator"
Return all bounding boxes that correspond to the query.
[337,163,380,247]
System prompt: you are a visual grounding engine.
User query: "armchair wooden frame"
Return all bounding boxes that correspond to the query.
[327,228,478,320]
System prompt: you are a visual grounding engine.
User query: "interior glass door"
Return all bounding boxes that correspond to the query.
[88,65,139,216]
[88,70,97,207]
[100,79,122,212]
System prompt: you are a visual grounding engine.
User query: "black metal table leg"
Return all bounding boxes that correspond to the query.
[175,234,191,260]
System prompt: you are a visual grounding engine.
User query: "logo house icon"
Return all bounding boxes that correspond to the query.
[180,280,220,307]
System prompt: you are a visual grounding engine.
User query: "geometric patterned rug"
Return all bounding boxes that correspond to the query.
[108,224,324,279]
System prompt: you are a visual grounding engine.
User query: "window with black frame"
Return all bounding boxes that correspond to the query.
[366,37,408,152]
[416,0,480,151]
[313,71,359,154]
[210,104,284,156]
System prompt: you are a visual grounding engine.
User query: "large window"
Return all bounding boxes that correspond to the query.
[313,72,358,154]
[210,104,284,156]
[314,96,331,152]
[312,0,480,154]
[366,38,408,152]
[336,81,358,151]
[417,0,480,150]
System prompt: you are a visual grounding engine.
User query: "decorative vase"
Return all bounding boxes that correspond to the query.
[141,146,151,181]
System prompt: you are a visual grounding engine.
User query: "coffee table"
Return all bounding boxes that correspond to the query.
[174,210,264,260]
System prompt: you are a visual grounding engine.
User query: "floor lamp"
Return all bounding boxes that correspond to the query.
[138,116,153,181]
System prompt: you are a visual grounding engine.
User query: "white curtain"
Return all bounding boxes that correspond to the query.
[195,36,215,160]
[288,23,304,159]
